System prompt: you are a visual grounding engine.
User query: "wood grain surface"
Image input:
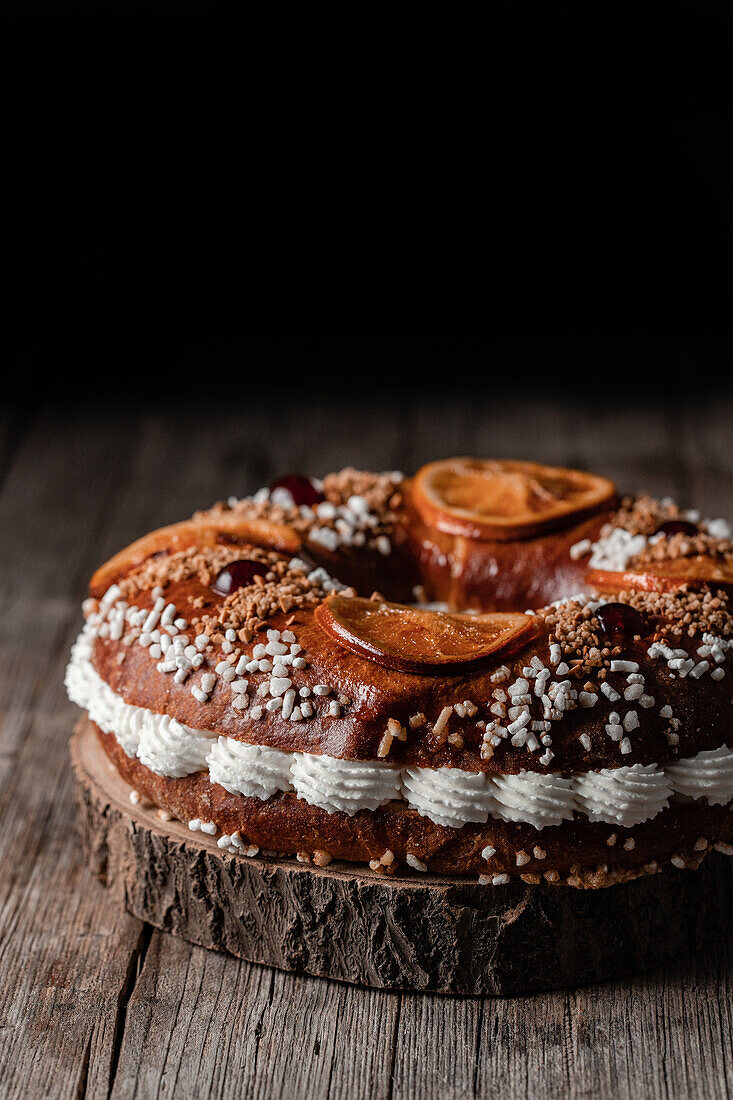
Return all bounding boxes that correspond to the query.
[2,382,733,1098]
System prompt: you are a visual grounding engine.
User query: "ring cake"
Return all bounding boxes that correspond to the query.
[67,459,733,889]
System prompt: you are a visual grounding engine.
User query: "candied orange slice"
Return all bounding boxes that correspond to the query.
[90,516,302,597]
[315,594,536,674]
[412,458,615,541]
[588,557,733,595]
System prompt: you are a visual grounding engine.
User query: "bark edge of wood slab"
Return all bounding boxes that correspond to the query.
[71,719,733,997]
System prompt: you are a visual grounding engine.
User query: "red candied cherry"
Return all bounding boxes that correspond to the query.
[269,474,325,507]
[656,520,698,537]
[212,560,268,596]
[597,602,646,639]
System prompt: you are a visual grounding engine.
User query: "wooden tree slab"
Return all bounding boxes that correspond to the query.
[71,718,733,997]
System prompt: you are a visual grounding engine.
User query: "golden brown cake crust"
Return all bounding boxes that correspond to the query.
[91,586,733,775]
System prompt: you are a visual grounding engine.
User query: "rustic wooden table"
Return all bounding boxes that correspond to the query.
[3,384,733,1099]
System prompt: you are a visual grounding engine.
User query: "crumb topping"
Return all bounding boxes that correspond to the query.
[539,586,733,676]
[190,557,348,644]
[540,599,615,678]
[198,468,405,556]
[606,494,689,537]
[117,545,279,602]
[571,492,733,572]
[621,586,733,640]
[629,531,733,569]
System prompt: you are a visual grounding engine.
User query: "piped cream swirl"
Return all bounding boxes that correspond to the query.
[667,747,733,805]
[137,716,214,778]
[292,753,401,815]
[491,773,577,830]
[207,738,293,799]
[574,764,671,827]
[401,767,495,828]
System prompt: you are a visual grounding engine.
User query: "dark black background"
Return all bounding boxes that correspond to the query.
[5,0,733,401]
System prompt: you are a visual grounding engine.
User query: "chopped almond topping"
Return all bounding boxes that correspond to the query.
[433,705,453,743]
[377,731,393,758]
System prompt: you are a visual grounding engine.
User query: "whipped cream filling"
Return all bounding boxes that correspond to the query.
[666,746,733,805]
[401,767,496,828]
[574,764,671,827]
[137,716,214,779]
[292,753,402,815]
[66,641,733,831]
[492,773,577,830]
[207,738,293,799]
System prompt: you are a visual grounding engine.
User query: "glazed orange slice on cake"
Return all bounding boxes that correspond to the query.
[315,594,536,674]
[412,458,616,541]
[90,516,302,598]
[588,557,733,595]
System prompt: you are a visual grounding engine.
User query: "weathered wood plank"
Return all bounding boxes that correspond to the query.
[107,902,401,1100]
[0,408,152,1099]
[111,936,399,1100]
